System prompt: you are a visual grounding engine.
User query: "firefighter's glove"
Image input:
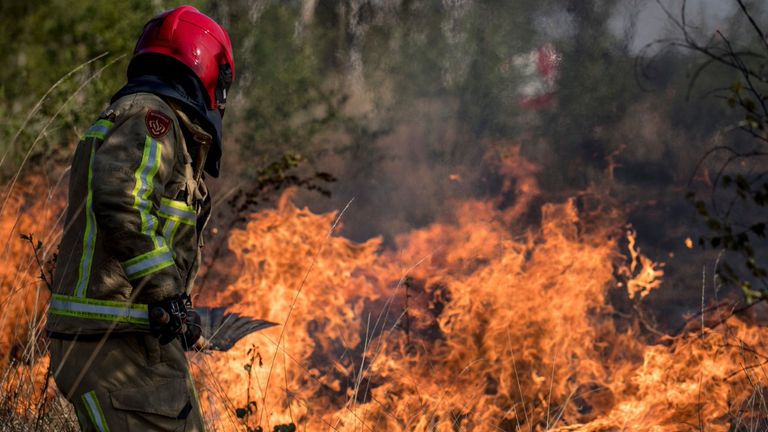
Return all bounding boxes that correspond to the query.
[148,294,203,349]
[195,307,277,351]
[179,309,203,350]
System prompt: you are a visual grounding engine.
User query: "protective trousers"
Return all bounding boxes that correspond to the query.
[49,333,205,431]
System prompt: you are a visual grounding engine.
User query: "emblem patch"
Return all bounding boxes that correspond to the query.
[145,110,171,138]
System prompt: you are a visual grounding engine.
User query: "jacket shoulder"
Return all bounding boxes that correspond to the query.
[100,93,179,144]
[101,92,176,123]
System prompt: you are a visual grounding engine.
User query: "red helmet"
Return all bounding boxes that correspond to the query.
[133,5,235,111]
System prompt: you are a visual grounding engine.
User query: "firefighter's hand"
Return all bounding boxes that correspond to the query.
[194,307,277,352]
[179,309,203,350]
[149,303,183,345]
[148,294,203,348]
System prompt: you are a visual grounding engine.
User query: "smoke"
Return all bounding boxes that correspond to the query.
[0,1,766,428]
[207,0,768,333]
[613,0,745,54]
[183,0,768,341]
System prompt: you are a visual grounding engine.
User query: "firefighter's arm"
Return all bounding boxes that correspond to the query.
[91,101,181,303]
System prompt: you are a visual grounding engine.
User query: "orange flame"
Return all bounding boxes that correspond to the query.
[620,229,664,300]
[188,184,767,431]
[0,156,766,431]
[190,179,768,430]
[0,178,63,418]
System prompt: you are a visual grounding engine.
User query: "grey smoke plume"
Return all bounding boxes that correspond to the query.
[212,0,767,330]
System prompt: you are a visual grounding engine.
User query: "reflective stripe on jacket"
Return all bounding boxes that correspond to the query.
[47,93,210,335]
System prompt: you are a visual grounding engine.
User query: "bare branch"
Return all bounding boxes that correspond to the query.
[737,0,768,54]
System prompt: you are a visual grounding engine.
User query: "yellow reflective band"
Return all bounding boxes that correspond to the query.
[158,198,196,225]
[162,219,182,252]
[121,245,175,281]
[81,391,110,432]
[131,136,165,249]
[74,144,98,298]
[49,294,149,326]
[84,119,114,140]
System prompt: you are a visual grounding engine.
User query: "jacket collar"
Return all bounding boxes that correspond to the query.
[111,75,223,177]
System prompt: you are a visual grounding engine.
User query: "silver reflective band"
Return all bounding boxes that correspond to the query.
[132,136,164,249]
[163,219,179,248]
[84,120,113,140]
[123,248,175,279]
[163,219,176,239]
[158,202,196,222]
[74,145,98,298]
[50,296,149,325]
[82,390,109,432]
[85,124,110,138]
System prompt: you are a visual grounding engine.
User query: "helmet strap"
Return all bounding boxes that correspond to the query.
[168,101,212,185]
[215,63,233,116]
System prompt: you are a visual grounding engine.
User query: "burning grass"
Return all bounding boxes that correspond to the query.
[191,190,768,431]
[0,179,74,431]
[0,174,767,431]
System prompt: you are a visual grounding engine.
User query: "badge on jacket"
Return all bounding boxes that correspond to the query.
[146,110,172,138]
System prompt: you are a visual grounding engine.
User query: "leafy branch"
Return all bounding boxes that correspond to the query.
[675,0,768,302]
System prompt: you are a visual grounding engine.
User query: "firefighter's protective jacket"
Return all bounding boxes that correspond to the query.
[47,93,211,335]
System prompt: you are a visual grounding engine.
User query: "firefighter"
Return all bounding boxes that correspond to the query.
[46,6,234,431]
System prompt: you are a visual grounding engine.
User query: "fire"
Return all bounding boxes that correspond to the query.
[0,159,766,431]
[620,229,664,300]
[0,179,63,420]
[190,183,768,430]
[0,180,62,362]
